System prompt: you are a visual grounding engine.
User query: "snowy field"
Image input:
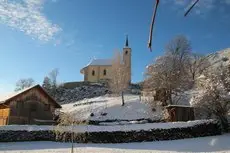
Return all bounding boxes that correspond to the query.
[61,95,163,121]
[0,134,229,153]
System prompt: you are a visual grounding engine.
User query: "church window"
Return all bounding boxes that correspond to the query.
[92,70,95,76]
[125,51,128,55]
[103,69,107,76]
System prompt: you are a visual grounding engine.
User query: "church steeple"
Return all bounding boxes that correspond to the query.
[125,35,129,48]
[123,35,131,84]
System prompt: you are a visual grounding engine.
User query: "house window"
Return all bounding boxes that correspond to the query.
[103,69,107,76]
[92,70,95,76]
[44,104,50,111]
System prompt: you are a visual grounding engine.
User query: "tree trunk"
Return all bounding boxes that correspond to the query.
[121,91,125,106]
[218,115,229,132]
[71,124,74,153]
[168,90,173,105]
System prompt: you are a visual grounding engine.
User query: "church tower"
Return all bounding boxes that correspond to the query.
[123,35,132,83]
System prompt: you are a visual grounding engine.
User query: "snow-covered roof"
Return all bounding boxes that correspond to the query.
[0,85,37,104]
[86,58,112,66]
[0,85,61,108]
[81,58,113,73]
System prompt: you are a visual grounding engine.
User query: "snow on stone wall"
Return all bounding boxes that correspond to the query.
[0,119,221,143]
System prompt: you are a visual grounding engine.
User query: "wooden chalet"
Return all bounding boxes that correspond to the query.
[0,85,61,125]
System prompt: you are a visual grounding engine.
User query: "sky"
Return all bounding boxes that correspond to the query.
[0,0,230,93]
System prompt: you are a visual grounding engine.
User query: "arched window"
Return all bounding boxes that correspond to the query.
[103,69,107,76]
[92,70,95,76]
[125,50,128,55]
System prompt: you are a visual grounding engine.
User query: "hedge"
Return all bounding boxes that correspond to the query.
[0,120,221,143]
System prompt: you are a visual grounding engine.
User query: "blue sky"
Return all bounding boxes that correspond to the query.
[0,0,230,93]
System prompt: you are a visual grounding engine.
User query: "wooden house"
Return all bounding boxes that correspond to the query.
[0,85,61,125]
[166,105,195,122]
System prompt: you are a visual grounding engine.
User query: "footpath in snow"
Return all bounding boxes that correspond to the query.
[0,133,229,153]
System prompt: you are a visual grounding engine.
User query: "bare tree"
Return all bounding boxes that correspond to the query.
[191,64,230,132]
[43,68,59,97]
[42,76,52,93]
[145,35,192,105]
[187,53,211,81]
[55,112,76,153]
[49,68,59,89]
[15,78,35,91]
[110,51,129,106]
[166,35,191,70]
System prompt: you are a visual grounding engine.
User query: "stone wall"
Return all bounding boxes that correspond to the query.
[0,120,221,143]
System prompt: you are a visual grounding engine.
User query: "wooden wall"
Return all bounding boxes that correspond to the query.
[166,106,195,122]
[0,105,10,125]
[7,87,56,125]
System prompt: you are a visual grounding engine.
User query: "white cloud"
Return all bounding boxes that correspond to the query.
[224,0,230,5]
[0,0,61,41]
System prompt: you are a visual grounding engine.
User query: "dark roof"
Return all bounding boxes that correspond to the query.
[0,84,61,108]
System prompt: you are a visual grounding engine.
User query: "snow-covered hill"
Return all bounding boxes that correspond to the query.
[57,48,230,120]
[54,82,141,104]
[171,48,230,106]
[61,95,163,122]
[206,48,230,68]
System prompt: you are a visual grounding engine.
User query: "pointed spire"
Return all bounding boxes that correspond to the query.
[125,35,129,47]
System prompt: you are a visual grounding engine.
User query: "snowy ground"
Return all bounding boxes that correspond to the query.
[0,134,229,153]
[61,95,163,121]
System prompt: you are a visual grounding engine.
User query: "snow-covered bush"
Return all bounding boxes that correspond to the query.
[191,65,230,131]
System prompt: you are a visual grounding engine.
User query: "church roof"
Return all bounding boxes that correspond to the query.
[80,58,112,74]
[87,58,112,66]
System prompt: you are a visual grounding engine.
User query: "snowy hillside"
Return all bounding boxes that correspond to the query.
[170,48,230,106]
[61,95,163,122]
[206,48,230,68]
[58,49,230,118]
